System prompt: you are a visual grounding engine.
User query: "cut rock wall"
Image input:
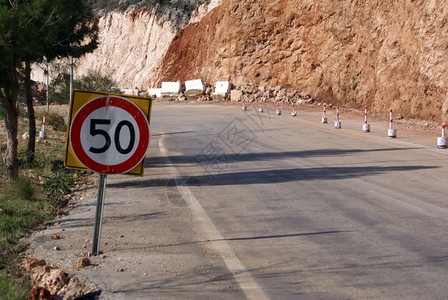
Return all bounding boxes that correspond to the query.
[154,0,448,121]
[37,0,448,122]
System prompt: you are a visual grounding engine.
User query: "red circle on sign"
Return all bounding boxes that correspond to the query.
[70,96,150,174]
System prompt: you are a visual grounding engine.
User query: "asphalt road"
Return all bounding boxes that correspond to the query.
[151,102,448,299]
[29,102,448,299]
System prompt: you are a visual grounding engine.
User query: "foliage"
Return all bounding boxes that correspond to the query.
[0,108,88,297]
[34,111,67,132]
[0,274,31,300]
[90,0,208,28]
[43,170,87,208]
[49,70,121,105]
[76,71,122,93]
[0,180,54,270]
[49,72,71,105]
[0,0,99,179]
[0,192,53,298]
[2,177,35,202]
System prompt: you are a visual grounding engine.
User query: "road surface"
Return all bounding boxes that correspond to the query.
[29,102,448,299]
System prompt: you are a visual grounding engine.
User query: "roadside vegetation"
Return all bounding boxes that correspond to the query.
[90,0,208,27]
[0,68,118,297]
[0,107,88,298]
[0,1,113,296]
[49,70,121,104]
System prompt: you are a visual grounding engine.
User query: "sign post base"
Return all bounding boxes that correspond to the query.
[92,173,107,256]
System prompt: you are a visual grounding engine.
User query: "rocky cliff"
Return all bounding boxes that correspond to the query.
[76,0,448,121]
[74,8,177,89]
[154,0,448,121]
[74,0,221,88]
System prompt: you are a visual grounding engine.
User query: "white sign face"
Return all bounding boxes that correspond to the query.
[79,106,140,166]
[70,95,150,174]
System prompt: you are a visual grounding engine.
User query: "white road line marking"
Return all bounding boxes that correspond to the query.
[159,137,269,300]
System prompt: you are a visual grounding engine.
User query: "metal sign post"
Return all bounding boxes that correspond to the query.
[65,90,152,257]
[92,173,107,256]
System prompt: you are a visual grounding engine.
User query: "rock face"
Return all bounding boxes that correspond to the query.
[74,1,222,90]
[153,0,448,121]
[75,8,178,89]
[73,0,448,121]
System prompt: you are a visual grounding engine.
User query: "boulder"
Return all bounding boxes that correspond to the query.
[26,286,53,300]
[24,258,46,273]
[39,269,70,295]
[230,90,243,102]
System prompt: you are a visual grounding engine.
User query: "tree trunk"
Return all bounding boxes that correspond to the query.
[2,61,19,179]
[25,60,36,164]
[3,106,18,179]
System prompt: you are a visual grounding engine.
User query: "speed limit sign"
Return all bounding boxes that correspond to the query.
[65,90,152,175]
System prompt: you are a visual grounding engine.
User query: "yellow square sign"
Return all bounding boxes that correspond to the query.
[65,89,152,176]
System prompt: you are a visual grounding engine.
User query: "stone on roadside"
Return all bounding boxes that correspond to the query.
[26,286,53,300]
[30,265,51,284]
[39,269,70,295]
[50,233,60,240]
[57,276,86,300]
[24,258,47,273]
[76,257,91,268]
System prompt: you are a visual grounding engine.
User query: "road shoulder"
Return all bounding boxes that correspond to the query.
[26,132,244,299]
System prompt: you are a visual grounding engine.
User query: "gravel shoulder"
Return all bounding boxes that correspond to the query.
[26,129,244,299]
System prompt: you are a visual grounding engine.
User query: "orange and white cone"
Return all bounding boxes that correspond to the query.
[276,100,281,115]
[363,106,370,132]
[388,109,397,138]
[322,105,328,124]
[437,123,446,149]
[334,106,341,129]
[291,101,297,117]
[39,113,47,139]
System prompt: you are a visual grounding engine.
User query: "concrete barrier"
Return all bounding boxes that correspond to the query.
[147,88,161,98]
[185,79,205,96]
[215,81,231,98]
[161,81,182,97]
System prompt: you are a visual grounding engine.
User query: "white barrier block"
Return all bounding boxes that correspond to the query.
[185,79,204,95]
[215,81,231,96]
[148,88,162,98]
[161,81,182,96]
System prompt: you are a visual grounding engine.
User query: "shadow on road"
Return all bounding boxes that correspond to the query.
[145,147,420,168]
[109,164,437,188]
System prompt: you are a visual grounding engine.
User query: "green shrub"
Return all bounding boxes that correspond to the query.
[35,111,66,132]
[49,70,121,105]
[0,274,31,300]
[2,177,35,202]
[42,169,86,208]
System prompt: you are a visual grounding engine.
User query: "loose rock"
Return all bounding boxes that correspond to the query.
[50,234,60,240]
[39,269,70,295]
[76,257,91,268]
[24,258,46,273]
[26,286,53,300]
